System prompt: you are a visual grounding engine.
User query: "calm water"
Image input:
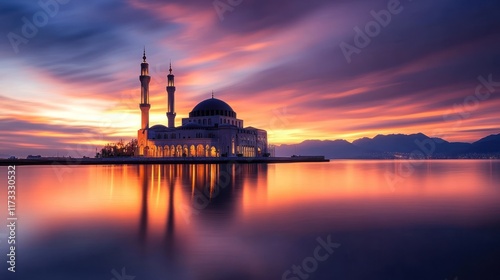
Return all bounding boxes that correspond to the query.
[1,160,500,280]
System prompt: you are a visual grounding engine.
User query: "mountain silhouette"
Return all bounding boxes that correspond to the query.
[276,133,500,159]
[469,133,500,154]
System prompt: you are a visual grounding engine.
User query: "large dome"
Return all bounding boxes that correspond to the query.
[189,98,237,118]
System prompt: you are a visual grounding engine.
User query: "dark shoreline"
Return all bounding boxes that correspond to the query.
[0,156,329,166]
[3,157,498,166]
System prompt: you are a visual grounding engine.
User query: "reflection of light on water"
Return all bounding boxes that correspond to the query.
[109,165,114,197]
[139,165,148,244]
[210,164,217,194]
[6,161,500,280]
[191,165,195,199]
[15,161,500,235]
[149,166,154,200]
[156,165,161,208]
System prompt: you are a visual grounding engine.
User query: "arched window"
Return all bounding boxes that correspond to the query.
[196,144,204,157]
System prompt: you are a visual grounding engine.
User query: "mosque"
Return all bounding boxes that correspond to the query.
[136,51,269,158]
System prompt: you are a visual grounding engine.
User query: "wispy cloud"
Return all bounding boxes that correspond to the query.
[1,0,499,156]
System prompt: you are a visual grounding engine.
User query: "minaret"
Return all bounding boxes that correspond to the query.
[139,49,151,131]
[166,62,176,128]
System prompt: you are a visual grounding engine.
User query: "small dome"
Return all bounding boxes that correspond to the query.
[181,122,203,128]
[189,98,237,118]
[150,124,167,130]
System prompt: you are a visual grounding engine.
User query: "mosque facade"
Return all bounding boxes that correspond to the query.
[136,51,269,158]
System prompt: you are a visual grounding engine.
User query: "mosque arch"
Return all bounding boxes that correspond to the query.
[196,144,204,157]
[183,145,188,157]
[190,145,196,157]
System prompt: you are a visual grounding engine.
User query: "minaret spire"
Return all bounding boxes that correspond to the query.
[138,48,152,156]
[166,60,176,128]
[212,90,214,99]
[139,49,151,128]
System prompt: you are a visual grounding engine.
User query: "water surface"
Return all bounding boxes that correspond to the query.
[1,160,500,279]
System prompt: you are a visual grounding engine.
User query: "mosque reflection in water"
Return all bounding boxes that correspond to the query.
[135,163,268,253]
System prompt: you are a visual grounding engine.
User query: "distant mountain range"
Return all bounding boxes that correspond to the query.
[275,133,500,159]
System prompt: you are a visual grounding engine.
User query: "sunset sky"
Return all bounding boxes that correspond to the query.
[1,0,499,157]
